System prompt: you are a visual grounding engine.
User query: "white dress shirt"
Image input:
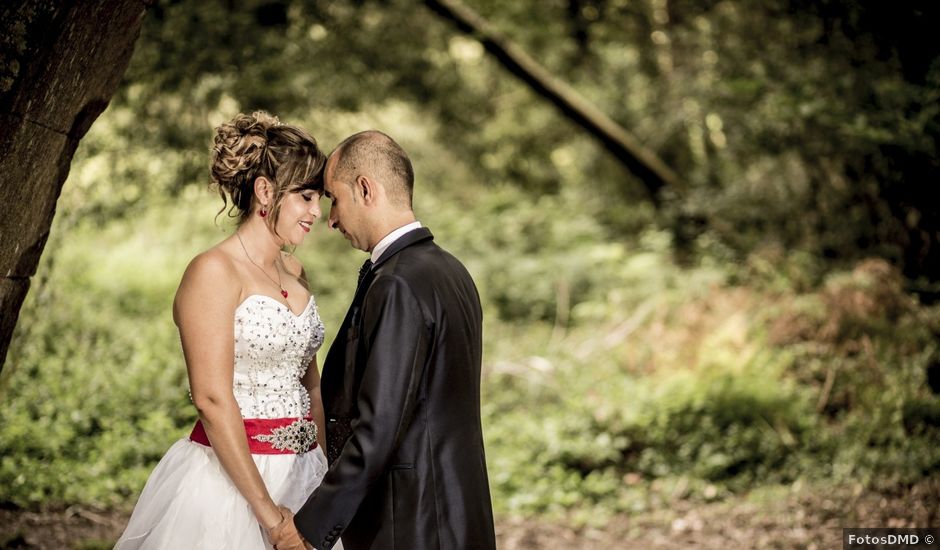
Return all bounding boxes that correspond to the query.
[371,221,423,263]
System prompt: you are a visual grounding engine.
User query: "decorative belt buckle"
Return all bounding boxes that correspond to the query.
[251,418,318,454]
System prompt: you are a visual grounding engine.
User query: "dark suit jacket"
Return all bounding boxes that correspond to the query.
[294,227,497,550]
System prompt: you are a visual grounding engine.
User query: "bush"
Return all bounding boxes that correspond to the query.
[3,125,938,517]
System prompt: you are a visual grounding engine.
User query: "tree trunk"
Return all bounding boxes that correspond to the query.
[424,0,684,200]
[0,0,148,375]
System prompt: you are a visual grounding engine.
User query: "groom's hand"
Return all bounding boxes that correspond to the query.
[270,505,313,550]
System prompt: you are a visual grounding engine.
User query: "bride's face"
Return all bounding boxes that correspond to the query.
[274,189,321,246]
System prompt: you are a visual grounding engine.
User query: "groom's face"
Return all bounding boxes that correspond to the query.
[324,159,368,252]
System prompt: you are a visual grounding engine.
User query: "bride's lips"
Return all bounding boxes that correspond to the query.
[299,221,312,233]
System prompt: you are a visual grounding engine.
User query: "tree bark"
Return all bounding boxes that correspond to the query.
[424,0,684,200]
[0,0,148,375]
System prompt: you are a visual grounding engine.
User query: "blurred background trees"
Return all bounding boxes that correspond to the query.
[2,0,938,542]
[81,0,940,284]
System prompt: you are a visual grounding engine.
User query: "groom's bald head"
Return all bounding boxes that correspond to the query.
[328,130,414,208]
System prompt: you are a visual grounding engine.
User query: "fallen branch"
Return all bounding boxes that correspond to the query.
[425,0,685,201]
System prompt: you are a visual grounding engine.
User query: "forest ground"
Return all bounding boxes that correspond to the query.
[1,480,935,549]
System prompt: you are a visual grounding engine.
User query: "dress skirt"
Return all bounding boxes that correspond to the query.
[115,438,330,549]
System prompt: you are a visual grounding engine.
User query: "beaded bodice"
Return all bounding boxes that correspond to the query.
[232,294,325,419]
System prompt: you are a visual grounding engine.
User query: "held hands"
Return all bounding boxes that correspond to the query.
[268,505,312,550]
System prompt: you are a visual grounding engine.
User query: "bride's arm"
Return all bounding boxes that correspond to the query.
[173,251,283,531]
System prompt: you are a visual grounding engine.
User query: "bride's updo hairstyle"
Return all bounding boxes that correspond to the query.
[210,110,327,227]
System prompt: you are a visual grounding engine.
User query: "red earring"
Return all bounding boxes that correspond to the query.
[259,208,268,218]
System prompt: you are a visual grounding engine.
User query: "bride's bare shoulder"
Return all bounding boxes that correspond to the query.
[182,246,239,285]
[173,246,241,320]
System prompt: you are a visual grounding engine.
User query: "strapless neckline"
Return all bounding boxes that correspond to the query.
[235,294,316,319]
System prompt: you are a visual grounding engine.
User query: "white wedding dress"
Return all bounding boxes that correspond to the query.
[116,294,334,549]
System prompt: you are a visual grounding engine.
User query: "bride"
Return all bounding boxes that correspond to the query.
[116,111,333,549]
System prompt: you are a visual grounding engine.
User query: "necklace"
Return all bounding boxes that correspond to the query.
[236,231,288,299]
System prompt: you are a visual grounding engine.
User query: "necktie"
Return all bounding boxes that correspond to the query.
[357,258,373,286]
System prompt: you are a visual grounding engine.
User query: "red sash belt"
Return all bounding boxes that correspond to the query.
[189,417,318,455]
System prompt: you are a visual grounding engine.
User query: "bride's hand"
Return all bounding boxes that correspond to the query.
[261,506,286,534]
[269,506,312,550]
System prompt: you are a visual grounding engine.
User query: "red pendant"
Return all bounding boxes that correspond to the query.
[281,289,289,298]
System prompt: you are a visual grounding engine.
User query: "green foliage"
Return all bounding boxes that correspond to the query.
[624,366,814,485]
[76,0,940,278]
[4,0,940,523]
[3,169,939,515]
[0,215,193,507]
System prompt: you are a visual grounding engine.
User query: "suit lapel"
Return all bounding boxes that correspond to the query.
[372,227,434,271]
[324,227,435,378]
[347,227,434,305]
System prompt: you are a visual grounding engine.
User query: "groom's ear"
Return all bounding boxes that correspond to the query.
[356,174,378,205]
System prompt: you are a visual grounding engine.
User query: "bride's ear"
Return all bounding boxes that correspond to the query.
[253,176,274,205]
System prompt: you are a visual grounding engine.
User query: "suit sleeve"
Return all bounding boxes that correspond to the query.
[294,275,430,548]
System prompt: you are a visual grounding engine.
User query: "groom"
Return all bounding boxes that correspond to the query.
[271,131,497,550]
